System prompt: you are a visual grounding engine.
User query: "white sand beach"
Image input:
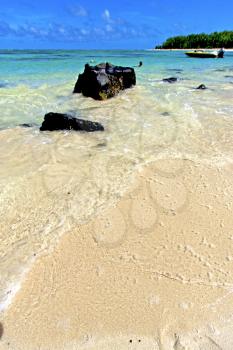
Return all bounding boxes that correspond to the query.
[1,158,233,349]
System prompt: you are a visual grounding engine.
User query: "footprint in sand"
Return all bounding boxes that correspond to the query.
[130,188,158,232]
[128,158,188,236]
[92,207,127,248]
[148,176,188,214]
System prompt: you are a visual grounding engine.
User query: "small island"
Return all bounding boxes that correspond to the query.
[156,30,233,49]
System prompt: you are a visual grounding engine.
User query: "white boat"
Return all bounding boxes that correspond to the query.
[185,48,224,58]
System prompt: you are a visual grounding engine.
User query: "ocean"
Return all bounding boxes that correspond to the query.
[1,49,233,312]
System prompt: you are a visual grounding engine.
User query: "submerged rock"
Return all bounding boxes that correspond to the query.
[73,62,136,100]
[162,77,178,83]
[196,84,207,90]
[0,82,9,88]
[19,123,38,128]
[40,112,104,132]
[167,68,183,71]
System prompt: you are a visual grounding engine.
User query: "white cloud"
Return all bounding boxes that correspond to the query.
[68,4,88,17]
[106,24,113,32]
[0,10,161,44]
[58,27,66,34]
[102,9,111,21]
[80,28,89,35]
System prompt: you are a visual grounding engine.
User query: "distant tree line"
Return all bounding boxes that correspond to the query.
[156,31,233,49]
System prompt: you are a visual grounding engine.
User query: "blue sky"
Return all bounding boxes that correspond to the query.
[0,0,232,49]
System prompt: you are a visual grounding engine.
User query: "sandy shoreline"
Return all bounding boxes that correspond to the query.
[1,158,233,349]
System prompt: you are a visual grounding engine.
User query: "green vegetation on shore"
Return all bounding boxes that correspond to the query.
[156,31,233,49]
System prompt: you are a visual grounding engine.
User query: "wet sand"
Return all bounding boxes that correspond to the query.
[1,158,233,349]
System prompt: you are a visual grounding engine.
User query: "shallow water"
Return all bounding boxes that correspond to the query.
[0,49,233,311]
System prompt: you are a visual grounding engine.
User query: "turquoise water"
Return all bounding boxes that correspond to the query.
[1,49,233,89]
[0,49,233,127]
[0,50,233,311]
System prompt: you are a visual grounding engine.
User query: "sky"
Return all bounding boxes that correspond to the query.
[0,0,232,49]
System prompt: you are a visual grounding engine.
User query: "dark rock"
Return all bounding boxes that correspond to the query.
[162,77,178,83]
[73,62,136,100]
[0,82,8,88]
[96,142,107,148]
[196,84,207,90]
[19,123,38,128]
[0,322,3,339]
[40,112,104,132]
[133,61,143,67]
[167,68,183,73]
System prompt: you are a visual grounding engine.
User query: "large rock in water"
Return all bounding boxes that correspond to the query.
[73,62,136,100]
[40,112,104,132]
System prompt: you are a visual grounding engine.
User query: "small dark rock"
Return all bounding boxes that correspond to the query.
[162,77,178,83]
[161,112,170,116]
[40,112,104,132]
[73,62,136,100]
[196,84,207,90]
[167,68,183,73]
[96,142,107,147]
[19,123,38,128]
